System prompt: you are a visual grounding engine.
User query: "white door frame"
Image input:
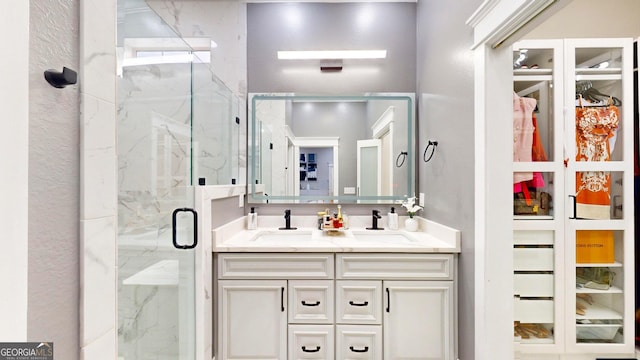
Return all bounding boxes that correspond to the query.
[292,137,340,197]
[371,106,394,197]
[466,1,569,359]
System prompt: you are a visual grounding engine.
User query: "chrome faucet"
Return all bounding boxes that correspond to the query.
[279,209,297,230]
[366,209,384,230]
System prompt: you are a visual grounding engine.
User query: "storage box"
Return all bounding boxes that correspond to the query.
[576,230,614,263]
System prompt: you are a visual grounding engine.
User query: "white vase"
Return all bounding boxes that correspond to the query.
[404,217,419,232]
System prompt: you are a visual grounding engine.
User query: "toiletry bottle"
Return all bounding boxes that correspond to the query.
[388,206,398,230]
[247,207,258,230]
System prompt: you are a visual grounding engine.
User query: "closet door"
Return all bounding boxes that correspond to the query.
[512,39,565,355]
[564,38,634,354]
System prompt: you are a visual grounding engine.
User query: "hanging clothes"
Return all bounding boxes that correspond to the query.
[513,92,537,184]
[575,104,620,219]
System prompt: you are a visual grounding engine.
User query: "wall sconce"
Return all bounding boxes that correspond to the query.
[278,50,386,72]
[320,59,343,72]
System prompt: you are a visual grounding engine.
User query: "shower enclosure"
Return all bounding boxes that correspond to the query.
[117,0,239,358]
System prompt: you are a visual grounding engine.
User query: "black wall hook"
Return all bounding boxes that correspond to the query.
[44,67,77,88]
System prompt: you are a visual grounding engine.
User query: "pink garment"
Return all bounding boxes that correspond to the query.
[513,92,537,184]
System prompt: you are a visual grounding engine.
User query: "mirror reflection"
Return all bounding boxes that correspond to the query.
[249,94,414,204]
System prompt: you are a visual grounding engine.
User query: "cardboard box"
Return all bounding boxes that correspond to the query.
[576,230,614,263]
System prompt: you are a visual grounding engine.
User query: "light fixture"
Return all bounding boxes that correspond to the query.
[277,50,387,60]
[320,59,343,72]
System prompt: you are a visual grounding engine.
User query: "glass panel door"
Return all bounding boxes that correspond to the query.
[565,38,634,353]
[512,39,565,353]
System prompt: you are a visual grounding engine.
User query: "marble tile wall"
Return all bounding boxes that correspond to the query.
[80,0,118,359]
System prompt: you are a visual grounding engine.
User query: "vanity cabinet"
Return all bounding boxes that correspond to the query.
[512,38,635,357]
[219,280,288,360]
[216,252,457,360]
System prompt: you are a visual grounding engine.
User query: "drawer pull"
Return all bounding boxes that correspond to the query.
[350,346,369,353]
[301,300,321,307]
[302,346,321,353]
[349,300,369,307]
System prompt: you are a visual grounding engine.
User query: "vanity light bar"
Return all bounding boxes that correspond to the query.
[277,50,387,60]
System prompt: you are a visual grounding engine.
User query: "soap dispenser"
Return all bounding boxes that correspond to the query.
[247,207,258,230]
[388,206,398,230]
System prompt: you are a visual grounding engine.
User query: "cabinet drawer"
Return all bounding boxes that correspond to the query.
[336,254,453,280]
[514,274,554,297]
[288,325,334,359]
[513,248,554,271]
[218,253,334,279]
[289,280,334,324]
[513,230,554,245]
[336,325,382,360]
[336,281,382,324]
[514,298,554,323]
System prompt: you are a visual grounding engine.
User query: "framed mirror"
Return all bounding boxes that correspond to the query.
[248,93,415,204]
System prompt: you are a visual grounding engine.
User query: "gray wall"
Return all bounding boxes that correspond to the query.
[28,0,80,359]
[416,1,481,359]
[247,2,416,94]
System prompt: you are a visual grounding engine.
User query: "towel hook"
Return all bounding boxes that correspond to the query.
[423,140,438,162]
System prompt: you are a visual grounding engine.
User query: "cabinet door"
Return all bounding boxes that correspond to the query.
[564,38,634,354]
[383,281,455,360]
[511,39,565,353]
[219,280,287,360]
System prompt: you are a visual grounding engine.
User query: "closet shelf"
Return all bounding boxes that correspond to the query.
[514,68,553,75]
[576,261,623,268]
[576,285,623,294]
[575,302,623,321]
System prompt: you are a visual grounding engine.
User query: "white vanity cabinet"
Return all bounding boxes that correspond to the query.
[383,281,455,359]
[219,280,288,360]
[336,254,456,360]
[216,252,457,360]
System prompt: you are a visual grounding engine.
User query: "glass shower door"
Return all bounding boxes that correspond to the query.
[117,59,198,360]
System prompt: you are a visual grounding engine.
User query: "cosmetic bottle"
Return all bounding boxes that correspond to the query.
[247,207,258,230]
[388,206,399,230]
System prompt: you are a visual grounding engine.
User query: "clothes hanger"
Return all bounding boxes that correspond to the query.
[575,87,622,107]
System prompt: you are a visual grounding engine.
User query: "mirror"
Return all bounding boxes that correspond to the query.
[249,93,414,204]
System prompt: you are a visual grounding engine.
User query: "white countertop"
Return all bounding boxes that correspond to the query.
[212,215,460,253]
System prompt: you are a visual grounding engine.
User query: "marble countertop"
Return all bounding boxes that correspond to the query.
[212,215,460,253]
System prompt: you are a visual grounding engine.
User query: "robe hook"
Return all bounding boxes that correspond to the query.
[44,67,77,88]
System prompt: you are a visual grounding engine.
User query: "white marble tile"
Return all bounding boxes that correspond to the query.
[82,94,116,155]
[80,217,117,347]
[80,0,116,102]
[81,327,116,360]
[81,148,116,220]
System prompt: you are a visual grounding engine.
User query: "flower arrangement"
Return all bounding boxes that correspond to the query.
[401,196,423,218]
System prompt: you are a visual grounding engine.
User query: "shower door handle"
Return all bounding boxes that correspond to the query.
[172,208,198,249]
